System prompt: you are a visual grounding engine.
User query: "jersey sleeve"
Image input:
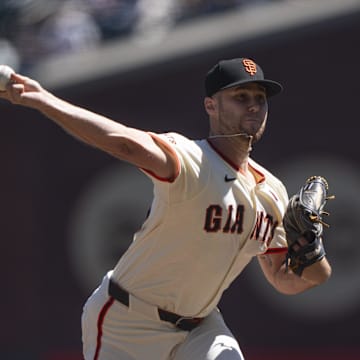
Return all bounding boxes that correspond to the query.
[139,132,182,183]
[142,132,210,203]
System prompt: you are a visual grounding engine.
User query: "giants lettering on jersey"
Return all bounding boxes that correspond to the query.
[204,205,278,247]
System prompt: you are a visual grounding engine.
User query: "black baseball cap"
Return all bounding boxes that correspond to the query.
[205,58,283,97]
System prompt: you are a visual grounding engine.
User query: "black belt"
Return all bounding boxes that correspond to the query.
[108,278,203,331]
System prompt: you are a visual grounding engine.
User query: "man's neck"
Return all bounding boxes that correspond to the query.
[207,136,252,173]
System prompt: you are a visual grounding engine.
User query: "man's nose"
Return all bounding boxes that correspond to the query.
[248,101,260,112]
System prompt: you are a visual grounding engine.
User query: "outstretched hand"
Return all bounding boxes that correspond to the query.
[0,72,48,109]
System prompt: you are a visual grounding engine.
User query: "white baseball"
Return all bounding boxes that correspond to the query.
[0,65,15,91]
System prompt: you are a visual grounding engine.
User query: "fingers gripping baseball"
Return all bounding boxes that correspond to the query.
[0,66,43,107]
[283,176,335,276]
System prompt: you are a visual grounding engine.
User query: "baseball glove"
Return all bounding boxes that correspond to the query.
[283,176,335,276]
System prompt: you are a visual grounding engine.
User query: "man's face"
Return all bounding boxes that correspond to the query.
[207,83,269,143]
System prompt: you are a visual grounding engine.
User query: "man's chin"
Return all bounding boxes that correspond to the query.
[250,128,265,144]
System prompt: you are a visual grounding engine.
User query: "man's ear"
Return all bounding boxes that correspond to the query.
[204,97,216,115]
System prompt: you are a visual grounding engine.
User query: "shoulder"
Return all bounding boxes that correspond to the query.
[150,132,210,200]
[154,132,205,159]
[150,131,208,177]
[155,132,199,148]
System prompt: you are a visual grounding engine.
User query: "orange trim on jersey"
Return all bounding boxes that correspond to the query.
[140,133,181,183]
[248,163,265,183]
[264,247,288,254]
[207,139,265,183]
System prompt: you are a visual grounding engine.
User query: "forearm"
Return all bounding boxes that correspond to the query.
[36,91,131,154]
[2,73,138,157]
[301,257,332,285]
[277,258,331,294]
[1,73,176,179]
[258,254,331,295]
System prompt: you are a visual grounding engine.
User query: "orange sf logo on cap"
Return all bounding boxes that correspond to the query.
[242,59,257,76]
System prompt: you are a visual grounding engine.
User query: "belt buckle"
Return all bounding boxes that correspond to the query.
[175,316,199,331]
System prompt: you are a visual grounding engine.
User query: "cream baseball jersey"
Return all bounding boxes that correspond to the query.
[111,132,288,318]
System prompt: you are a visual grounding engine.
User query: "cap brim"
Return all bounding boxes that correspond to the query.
[220,79,283,97]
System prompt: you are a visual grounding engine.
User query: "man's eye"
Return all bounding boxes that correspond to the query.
[256,94,266,104]
[235,94,246,101]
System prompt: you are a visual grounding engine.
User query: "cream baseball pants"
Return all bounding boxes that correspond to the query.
[81,272,244,360]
